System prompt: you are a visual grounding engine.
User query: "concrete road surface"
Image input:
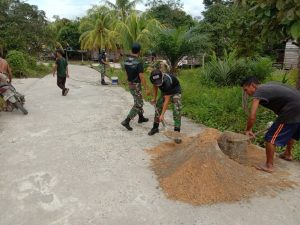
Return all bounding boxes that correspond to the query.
[1,65,300,225]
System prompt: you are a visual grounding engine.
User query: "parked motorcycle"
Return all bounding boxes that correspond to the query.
[0,83,28,115]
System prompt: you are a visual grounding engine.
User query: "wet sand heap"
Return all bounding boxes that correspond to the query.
[148,129,297,205]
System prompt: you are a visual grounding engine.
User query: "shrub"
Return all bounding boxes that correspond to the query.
[6,51,51,78]
[23,54,37,70]
[201,51,273,86]
[6,50,27,77]
[247,57,274,81]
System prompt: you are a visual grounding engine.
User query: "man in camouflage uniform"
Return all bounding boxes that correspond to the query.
[121,43,150,131]
[148,69,182,135]
[98,49,109,85]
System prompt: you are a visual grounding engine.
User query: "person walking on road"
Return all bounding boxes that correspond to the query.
[53,49,69,96]
[242,77,300,173]
[148,69,182,136]
[121,43,150,131]
[98,49,109,85]
[0,52,13,85]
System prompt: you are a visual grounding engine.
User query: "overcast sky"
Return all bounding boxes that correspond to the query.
[26,0,205,21]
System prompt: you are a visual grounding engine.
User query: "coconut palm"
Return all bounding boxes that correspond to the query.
[117,13,162,52]
[79,6,119,50]
[105,0,142,20]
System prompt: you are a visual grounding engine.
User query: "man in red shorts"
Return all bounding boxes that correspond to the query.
[241,77,300,173]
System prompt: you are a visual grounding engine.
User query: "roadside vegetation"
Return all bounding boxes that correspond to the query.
[1,0,300,158]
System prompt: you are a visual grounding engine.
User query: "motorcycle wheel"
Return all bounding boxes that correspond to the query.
[13,101,28,115]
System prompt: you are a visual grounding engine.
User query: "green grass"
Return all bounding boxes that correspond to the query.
[25,62,52,78]
[100,66,300,160]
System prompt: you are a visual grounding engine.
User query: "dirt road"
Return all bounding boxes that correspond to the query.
[1,65,300,225]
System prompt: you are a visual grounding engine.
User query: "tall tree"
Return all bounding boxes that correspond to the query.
[146,4,195,28]
[0,0,52,54]
[105,0,142,20]
[194,3,234,56]
[153,27,212,72]
[145,0,183,9]
[49,17,81,50]
[57,20,81,50]
[79,7,118,51]
[240,0,300,89]
[203,0,233,8]
[117,13,162,52]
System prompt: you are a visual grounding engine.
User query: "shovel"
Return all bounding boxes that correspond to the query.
[153,105,182,144]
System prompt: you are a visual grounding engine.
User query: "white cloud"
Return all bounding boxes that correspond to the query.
[182,0,205,17]
[26,0,204,20]
[27,0,99,20]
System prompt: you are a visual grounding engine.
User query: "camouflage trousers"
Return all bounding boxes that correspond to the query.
[99,64,106,80]
[127,83,144,119]
[154,93,182,129]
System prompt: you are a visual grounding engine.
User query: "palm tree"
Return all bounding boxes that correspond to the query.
[117,13,162,52]
[79,6,119,50]
[105,0,142,21]
[153,27,212,73]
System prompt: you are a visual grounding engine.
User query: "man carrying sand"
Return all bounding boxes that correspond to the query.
[0,52,13,84]
[148,69,182,136]
[241,77,300,173]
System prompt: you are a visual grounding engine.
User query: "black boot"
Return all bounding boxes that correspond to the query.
[138,114,149,123]
[121,117,133,131]
[101,79,109,85]
[174,127,180,132]
[148,123,159,136]
[174,127,182,144]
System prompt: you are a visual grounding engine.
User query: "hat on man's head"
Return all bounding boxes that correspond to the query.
[131,42,141,54]
[150,69,163,86]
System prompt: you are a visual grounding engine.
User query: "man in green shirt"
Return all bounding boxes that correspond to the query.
[53,49,69,96]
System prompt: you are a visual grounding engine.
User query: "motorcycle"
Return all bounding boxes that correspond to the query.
[0,82,28,115]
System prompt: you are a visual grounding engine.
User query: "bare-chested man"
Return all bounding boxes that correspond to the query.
[0,52,13,84]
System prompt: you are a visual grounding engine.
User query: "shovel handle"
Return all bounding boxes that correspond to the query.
[154,105,166,127]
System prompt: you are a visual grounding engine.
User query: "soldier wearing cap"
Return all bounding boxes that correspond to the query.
[148,69,182,135]
[121,43,150,131]
[98,49,109,85]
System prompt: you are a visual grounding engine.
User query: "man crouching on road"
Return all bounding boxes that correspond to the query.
[121,43,150,131]
[148,69,182,136]
[242,77,300,173]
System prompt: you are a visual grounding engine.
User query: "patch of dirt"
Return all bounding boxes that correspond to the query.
[147,128,298,205]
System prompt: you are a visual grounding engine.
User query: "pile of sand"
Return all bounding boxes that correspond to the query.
[147,128,297,205]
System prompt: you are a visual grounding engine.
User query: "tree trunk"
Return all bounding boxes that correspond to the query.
[297,40,300,90]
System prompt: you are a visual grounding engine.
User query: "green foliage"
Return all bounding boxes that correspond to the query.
[0,0,53,54]
[6,50,51,78]
[57,20,81,50]
[79,6,119,50]
[152,27,212,72]
[194,3,234,56]
[247,57,274,81]
[203,0,232,8]
[6,51,27,77]
[0,97,5,111]
[117,13,162,52]
[105,0,142,20]
[245,0,300,42]
[201,51,273,86]
[146,3,195,28]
